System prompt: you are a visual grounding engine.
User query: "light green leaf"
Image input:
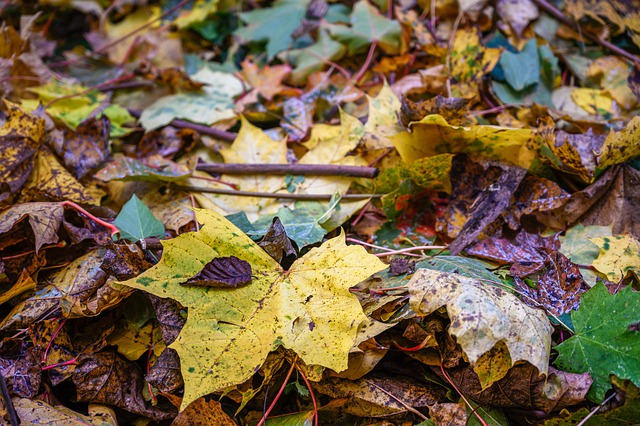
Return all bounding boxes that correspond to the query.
[249,202,328,248]
[281,29,347,85]
[139,69,243,130]
[500,39,540,91]
[234,0,311,60]
[114,194,165,242]
[555,283,640,402]
[559,224,612,286]
[328,0,402,55]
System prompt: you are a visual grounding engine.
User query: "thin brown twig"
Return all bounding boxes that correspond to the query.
[353,40,378,85]
[172,184,381,201]
[576,392,617,426]
[531,0,640,64]
[196,163,379,178]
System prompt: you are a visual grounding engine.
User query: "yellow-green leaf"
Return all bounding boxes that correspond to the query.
[392,114,537,169]
[589,235,640,282]
[119,208,387,410]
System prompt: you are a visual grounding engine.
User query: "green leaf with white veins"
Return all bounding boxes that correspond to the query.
[328,0,402,55]
[235,0,311,60]
[114,194,165,242]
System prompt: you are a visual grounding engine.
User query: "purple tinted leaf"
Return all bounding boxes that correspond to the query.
[181,256,252,288]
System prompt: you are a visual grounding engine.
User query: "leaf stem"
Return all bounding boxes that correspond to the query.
[60,201,119,236]
[196,163,379,178]
[258,356,298,426]
[296,365,318,426]
[41,358,78,371]
[42,319,67,365]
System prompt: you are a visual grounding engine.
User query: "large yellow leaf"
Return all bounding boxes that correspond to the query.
[596,116,640,171]
[120,209,387,410]
[392,114,537,169]
[408,269,552,382]
[589,235,640,282]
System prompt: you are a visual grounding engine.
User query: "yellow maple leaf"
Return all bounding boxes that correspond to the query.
[120,209,387,410]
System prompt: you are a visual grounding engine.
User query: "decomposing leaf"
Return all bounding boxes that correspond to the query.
[555,283,640,402]
[0,103,45,206]
[13,397,118,426]
[408,269,553,377]
[497,0,539,37]
[120,208,387,409]
[52,115,110,180]
[257,217,296,263]
[0,202,63,252]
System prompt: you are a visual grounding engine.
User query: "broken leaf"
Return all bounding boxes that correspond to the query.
[408,269,553,377]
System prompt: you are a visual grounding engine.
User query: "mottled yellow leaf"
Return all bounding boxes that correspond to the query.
[587,56,636,109]
[120,209,387,410]
[596,116,640,171]
[589,235,640,282]
[408,269,552,380]
[571,88,614,116]
[449,27,501,90]
[392,114,536,169]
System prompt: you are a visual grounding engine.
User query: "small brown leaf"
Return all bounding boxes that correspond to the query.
[181,256,252,288]
[258,217,296,264]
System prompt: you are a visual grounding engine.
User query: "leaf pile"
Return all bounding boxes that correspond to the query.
[0,0,639,425]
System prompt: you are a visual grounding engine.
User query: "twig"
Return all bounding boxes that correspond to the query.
[257,356,298,426]
[367,381,429,420]
[171,184,381,201]
[127,109,237,141]
[374,245,447,257]
[42,319,67,365]
[0,373,19,426]
[196,163,380,178]
[531,0,640,64]
[353,40,378,85]
[576,392,616,426]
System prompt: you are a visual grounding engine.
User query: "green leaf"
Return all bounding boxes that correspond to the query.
[559,224,612,286]
[234,0,311,60]
[416,256,503,286]
[281,29,347,85]
[500,38,540,91]
[114,194,165,242]
[555,283,640,402]
[328,0,402,55]
[139,68,243,130]
[249,202,328,248]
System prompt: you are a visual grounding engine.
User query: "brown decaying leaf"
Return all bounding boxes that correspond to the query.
[543,164,640,239]
[0,202,63,253]
[147,294,186,345]
[447,158,528,255]
[399,95,471,127]
[172,397,237,426]
[73,351,177,421]
[180,255,253,288]
[52,115,110,180]
[100,242,153,281]
[146,347,183,393]
[0,340,41,398]
[258,217,296,264]
[515,250,588,316]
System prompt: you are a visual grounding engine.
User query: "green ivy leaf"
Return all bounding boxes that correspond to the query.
[555,283,640,402]
[114,194,165,242]
[500,38,540,91]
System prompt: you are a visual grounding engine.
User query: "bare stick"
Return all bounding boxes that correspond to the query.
[196,163,380,178]
[532,0,640,64]
[171,184,381,201]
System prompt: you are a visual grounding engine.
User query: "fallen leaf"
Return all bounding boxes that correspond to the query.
[120,208,387,409]
[0,202,63,252]
[408,269,553,376]
[497,0,539,37]
[12,397,118,426]
[555,283,640,402]
[181,256,253,288]
[559,224,612,286]
[114,194,165,243]
[173,397,238,426]
[589,235,640,282]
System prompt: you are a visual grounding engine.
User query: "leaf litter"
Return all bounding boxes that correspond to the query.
[0,0,640,424]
